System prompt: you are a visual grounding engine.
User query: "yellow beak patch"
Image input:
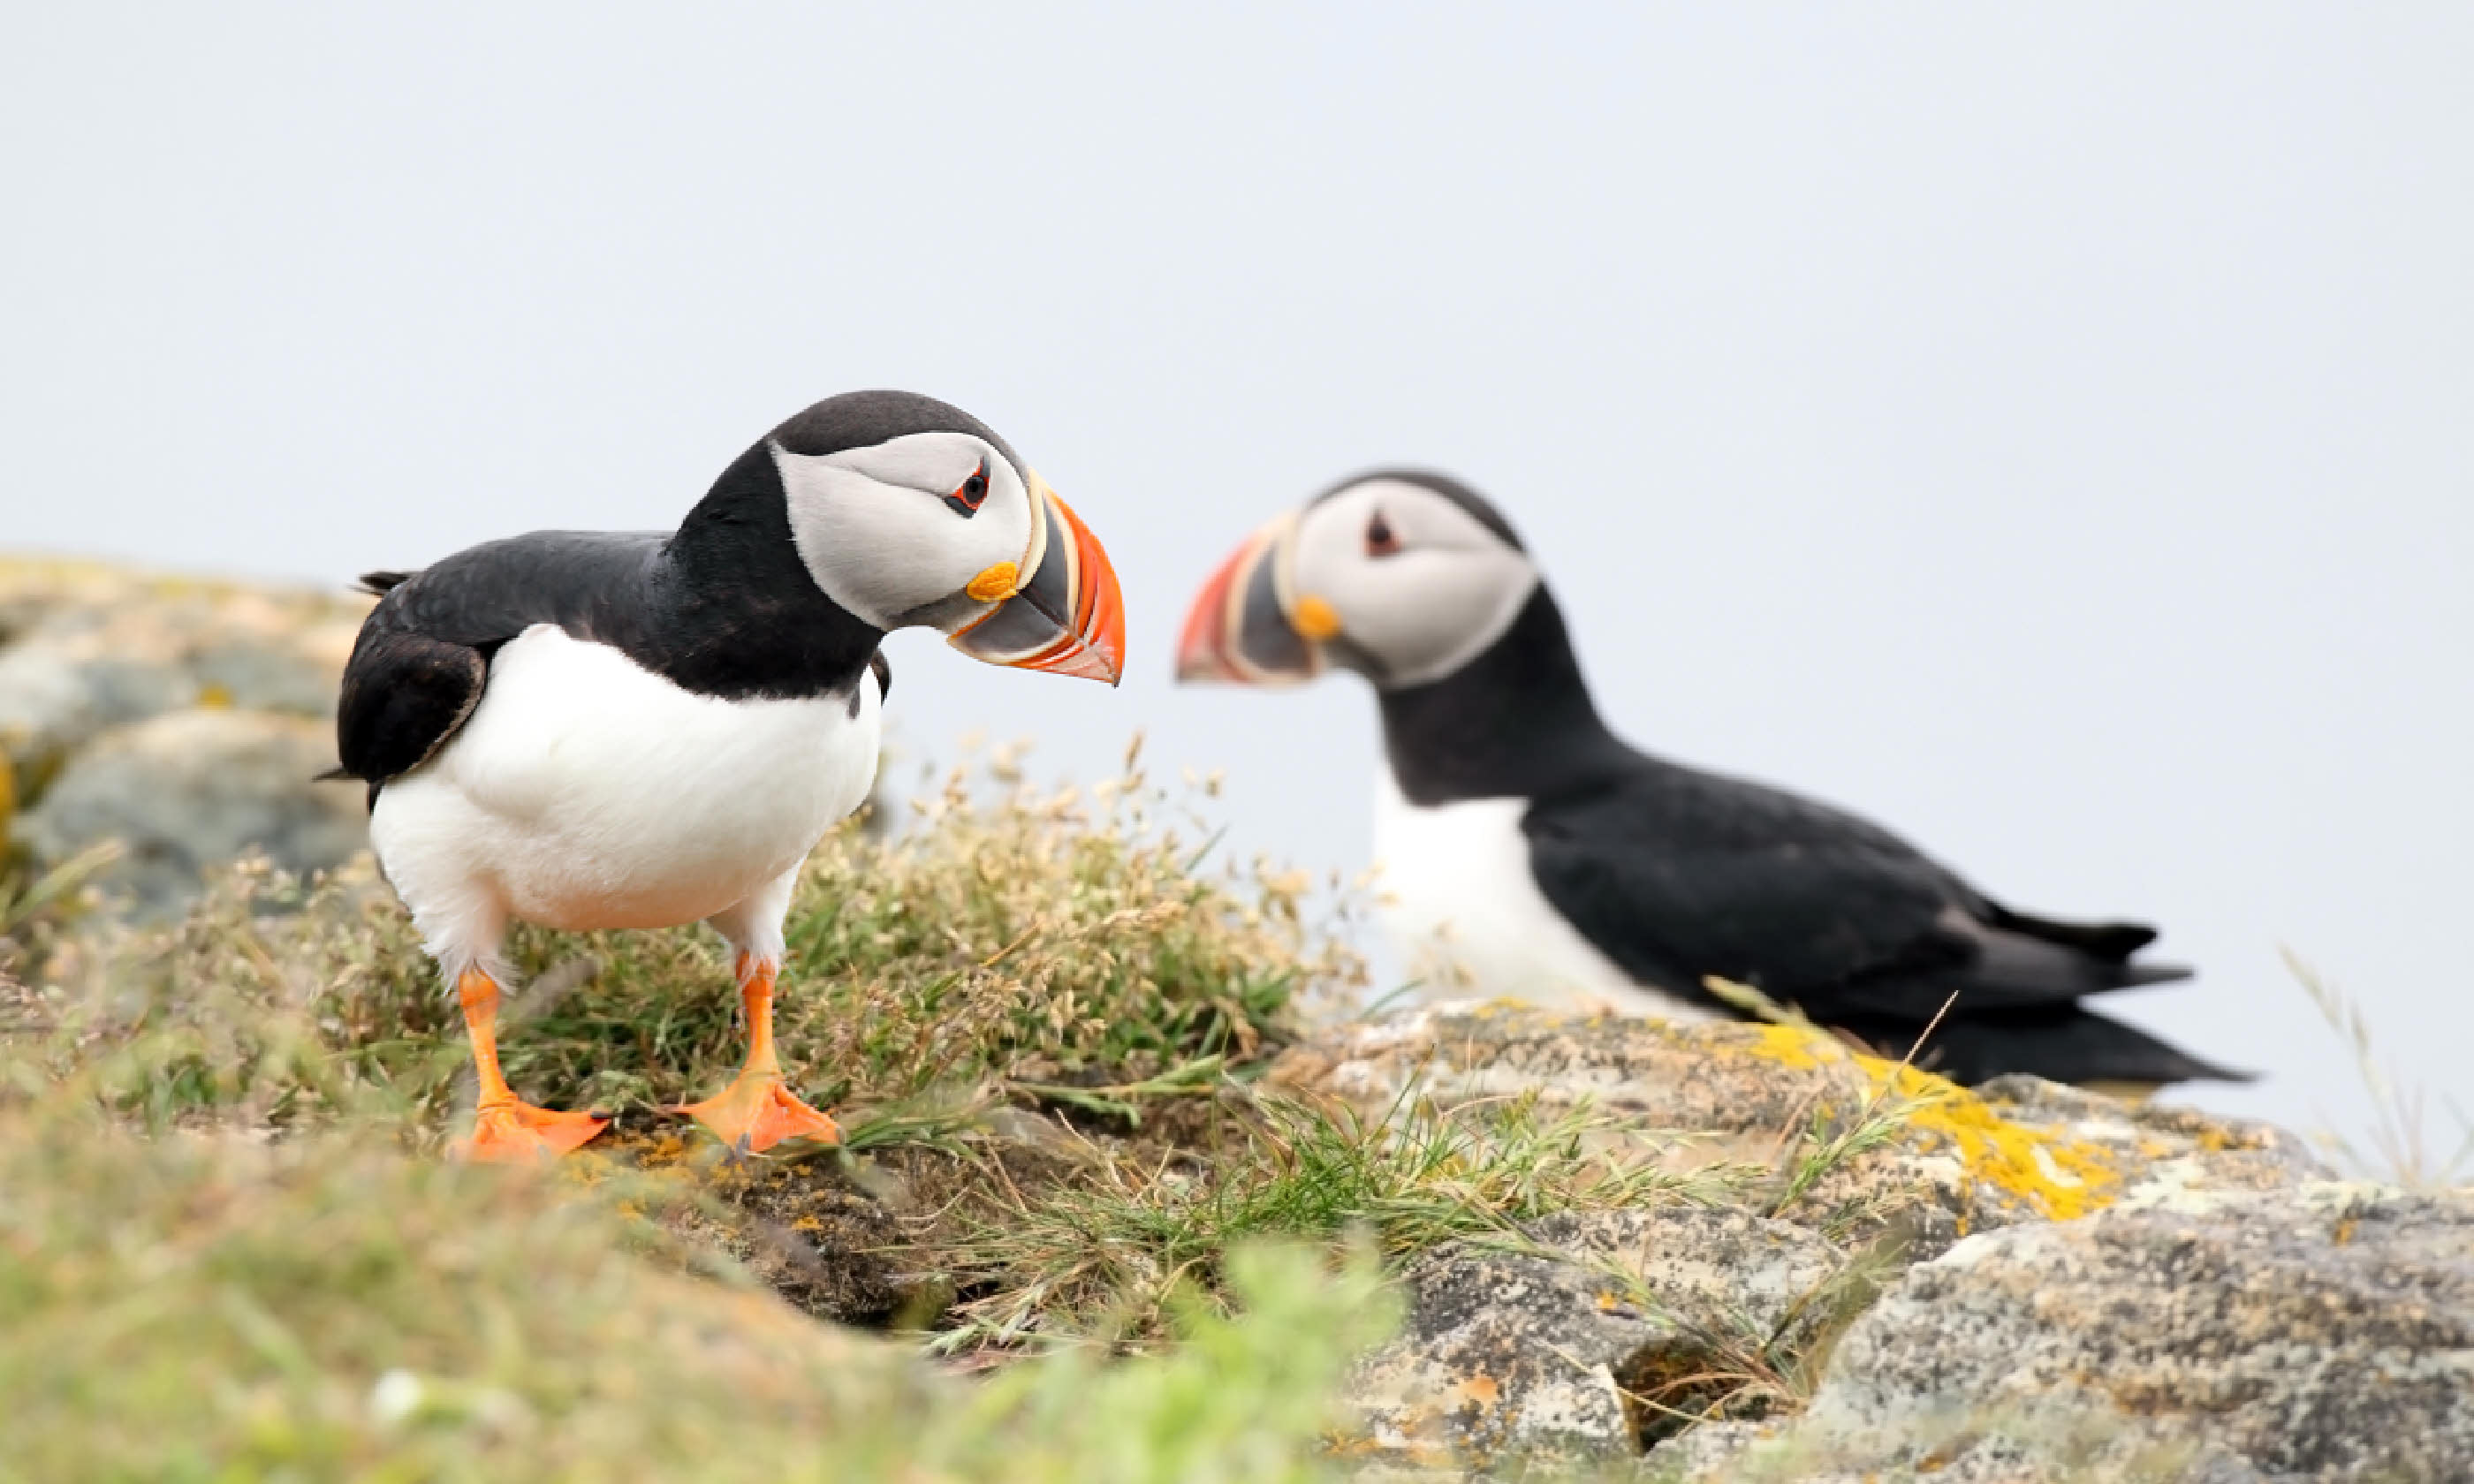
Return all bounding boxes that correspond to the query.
[1292,594,1342,641]
[967,562,1021,603]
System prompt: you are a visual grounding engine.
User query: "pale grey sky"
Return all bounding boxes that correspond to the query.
[5,4,2469,1148]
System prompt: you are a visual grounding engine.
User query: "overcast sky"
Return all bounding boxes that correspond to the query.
[6,4,2468,1152]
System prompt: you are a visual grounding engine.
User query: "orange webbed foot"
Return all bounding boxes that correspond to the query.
[458,1100,611,1163]
[672,1070,842,1155]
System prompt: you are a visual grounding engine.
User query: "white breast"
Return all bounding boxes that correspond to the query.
[1370,766,1717,1020]
[370,625,879,973]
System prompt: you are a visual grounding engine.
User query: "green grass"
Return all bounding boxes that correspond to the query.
[32,753,1355,1145]
[942,1085,1764,1350]
[0,1091,1396,1483]
[0,755,1970,1479]
[0,757,1445,1476]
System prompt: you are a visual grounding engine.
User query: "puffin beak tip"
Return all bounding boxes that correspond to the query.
[1175,517,1320,686]
[949,481,1125,686]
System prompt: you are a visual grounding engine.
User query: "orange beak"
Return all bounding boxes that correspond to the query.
[1173,511,1323,686]
[949,481,1125,685]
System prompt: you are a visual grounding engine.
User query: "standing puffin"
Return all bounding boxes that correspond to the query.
[335,390,1125,1161]
[1175,471,2240,1090]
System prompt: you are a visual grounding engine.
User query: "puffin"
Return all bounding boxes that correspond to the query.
[332,390,1125,1162]
[1174,470,2241,1091]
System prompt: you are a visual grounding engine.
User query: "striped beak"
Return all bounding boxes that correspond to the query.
[949,478,1125,685]
[1173,511,1324,686]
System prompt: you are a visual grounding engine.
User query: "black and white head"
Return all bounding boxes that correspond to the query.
[1174,471,1537,690]
[695,390,1124,683]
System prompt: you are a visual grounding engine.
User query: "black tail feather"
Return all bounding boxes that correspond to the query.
[1854,1003,2252,1087]
[356,569,416,596]
[1985,901,2161,962]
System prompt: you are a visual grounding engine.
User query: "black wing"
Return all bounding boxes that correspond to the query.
[332,532,666,806]
[1521,758,2189,1027]
[335,631,489,801]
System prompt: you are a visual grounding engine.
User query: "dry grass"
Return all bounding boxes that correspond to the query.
[23,747,1357,1147]
[2285,947,2473,1192]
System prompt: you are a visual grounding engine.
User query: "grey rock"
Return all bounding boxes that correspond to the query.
[1647,1416,2268,1483]
[0,558,363,779]
[1678,1182,2474,1482]
[21,708,367,917]
[0,557,370,920]
[1273,1004,2327,1246]
[1341,1207,1848,1473]
[1345,1246,1655,1471]
[1522,1207,1846,1360]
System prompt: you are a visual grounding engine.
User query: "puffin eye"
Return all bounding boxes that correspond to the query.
[943,458,992,518]
[1365,511,1402,558]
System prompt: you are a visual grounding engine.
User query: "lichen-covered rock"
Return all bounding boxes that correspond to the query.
[1647,1416,2270,1483]
[0,556,369,920]
[20,708,366,917]
[1343,1245,1661,1471]
[1662,1182,2474,1482]
[1340,1207,1844,1473]
[1272,1002,2324,1242]
[0,559,363,772]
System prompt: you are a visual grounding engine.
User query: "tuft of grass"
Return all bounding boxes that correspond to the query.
[940,1084,1759,1350]
[2286,947,2473,1192]
[0,837,121,978]
[27,754,1359,1147]
[1704,974,1947,1231]
[1610,1234,1910,1451]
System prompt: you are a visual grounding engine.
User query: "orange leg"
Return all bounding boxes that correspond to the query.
[453,968,609,1163]
[672,954,841,1155]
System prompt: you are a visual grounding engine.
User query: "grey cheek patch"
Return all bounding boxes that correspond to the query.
[1240,547,1317,675]
[1323,634,1388,685]
[951,496,1075,658]
[887,590,993,632]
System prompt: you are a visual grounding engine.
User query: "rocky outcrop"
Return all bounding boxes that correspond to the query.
[1275,1003,2469,1481]
[0,557,368,918]
[1666,1182,2474,1482]
[1271,1003,2323,1242]
[11,558,2463,1481]
[19,708,368,918]
[1346,1208,1844,1472]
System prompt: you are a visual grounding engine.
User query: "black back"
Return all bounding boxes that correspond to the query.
[1377,582,2241,1086]
[332,390,982,804]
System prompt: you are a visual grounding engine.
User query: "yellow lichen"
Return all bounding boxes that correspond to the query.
[1746,1021,1838,1071]
[1865,1060,2123,1221]
[1735,1019,2126,1221]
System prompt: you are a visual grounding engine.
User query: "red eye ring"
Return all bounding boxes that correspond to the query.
[1366,510,1402,557]
[945,458,991,517]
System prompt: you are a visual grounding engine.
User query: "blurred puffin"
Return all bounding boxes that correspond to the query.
[1175,471,2239,1090]
[334,390,1125,1161]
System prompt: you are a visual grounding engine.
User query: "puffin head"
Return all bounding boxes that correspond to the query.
[759,390,1125,684]
[1175,471,1537,692]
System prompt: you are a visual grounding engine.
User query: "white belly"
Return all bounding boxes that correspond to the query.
[371,625,878,952]
[1370,767,1715,1020]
